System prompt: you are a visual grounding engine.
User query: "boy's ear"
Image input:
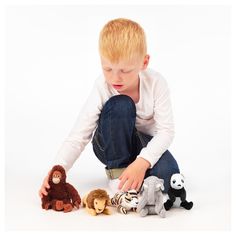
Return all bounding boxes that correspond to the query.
[141,54,150,70]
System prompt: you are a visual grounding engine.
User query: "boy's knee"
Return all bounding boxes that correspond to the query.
[145,151,180,193]
[103,95,136,117]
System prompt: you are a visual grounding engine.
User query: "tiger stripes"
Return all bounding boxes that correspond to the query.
[111,190,138,214]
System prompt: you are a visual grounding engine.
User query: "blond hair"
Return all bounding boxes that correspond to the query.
[99,18,147,63]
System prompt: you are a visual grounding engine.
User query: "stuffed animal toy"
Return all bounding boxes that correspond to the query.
[111,189,138,214]
[82,189,111,216]
[164,173,193,210]
[41,165,81,213]
[137,176,166,217]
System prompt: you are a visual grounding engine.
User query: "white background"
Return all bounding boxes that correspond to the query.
[5,4,231,231]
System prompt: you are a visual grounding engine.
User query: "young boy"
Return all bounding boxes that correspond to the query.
[39,18,180,198]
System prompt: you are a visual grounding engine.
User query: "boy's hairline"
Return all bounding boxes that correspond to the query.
[99,52,147,64]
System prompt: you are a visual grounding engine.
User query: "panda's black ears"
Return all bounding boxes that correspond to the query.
[174,173,185,178]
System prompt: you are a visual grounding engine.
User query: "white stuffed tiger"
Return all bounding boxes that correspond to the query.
[111,190,139,214]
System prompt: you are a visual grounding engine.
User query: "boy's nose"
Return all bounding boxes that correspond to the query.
[111,70,122,78]
[111,74,122,83]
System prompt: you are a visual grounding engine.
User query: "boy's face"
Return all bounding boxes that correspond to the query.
[101,55,149,93]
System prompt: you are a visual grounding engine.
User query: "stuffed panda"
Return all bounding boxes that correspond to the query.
[164,173,193,210]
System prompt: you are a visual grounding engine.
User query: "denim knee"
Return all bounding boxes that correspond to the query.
[145,150,180,193]
[92,95,137,169]
[102,95,136,119]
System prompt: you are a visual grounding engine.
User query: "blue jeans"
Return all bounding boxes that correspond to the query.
[92,95,180,192]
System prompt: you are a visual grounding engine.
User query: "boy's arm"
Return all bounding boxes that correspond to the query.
[119,75,174,192]
[53,77,108,171]
[136,75,175,168]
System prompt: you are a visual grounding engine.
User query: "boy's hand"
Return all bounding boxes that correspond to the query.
[118,157,150,192]
[38,172,50,198]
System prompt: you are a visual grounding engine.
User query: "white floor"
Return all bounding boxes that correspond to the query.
[4,4,231,232]
[5,163,231,231]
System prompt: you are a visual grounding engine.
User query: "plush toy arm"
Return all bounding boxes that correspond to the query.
[41,194,51,209]
[137,196,148,213]
[180,189,186,202]
[168,190,176,202]
[66,183,81,207]
[155,191,164,213]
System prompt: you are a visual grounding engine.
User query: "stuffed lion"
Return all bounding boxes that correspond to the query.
[82,189,111,216]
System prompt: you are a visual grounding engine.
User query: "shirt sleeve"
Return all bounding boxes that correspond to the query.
[52,78,107,172]
[137,76,175,168]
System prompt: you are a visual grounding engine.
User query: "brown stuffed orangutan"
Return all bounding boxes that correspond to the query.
[41,165,81,213]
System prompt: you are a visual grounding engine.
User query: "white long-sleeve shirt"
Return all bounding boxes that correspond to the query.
[54,68,175,171]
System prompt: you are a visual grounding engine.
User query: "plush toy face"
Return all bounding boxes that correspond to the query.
[52,170,62,184]
[49,165,66,185]
[170,174,185,190]
[93,198,106,214]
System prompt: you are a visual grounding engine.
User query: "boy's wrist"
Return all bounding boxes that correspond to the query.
[136,157,151,170]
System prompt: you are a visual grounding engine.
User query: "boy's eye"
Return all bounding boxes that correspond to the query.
[121,70,132,73]
[103,68,112,72]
